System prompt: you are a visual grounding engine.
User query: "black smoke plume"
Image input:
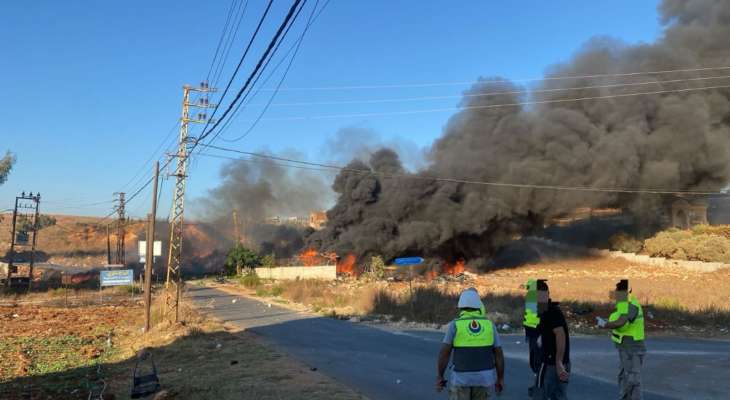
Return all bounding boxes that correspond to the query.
[308,0,730,264]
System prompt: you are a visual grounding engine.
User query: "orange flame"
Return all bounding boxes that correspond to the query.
[425,268,438,281]
[441,259,466,275]
[337,254,357,276]
[297,248,320,266]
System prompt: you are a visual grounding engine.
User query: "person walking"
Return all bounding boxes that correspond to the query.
[436,289,505,399]
[533,280,570,400]
[596,279,646,400]
[523,279,542,397]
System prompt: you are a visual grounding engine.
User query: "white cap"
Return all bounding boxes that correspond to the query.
[458,289,482,309]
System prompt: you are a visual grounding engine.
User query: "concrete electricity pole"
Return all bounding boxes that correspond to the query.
[144,161,159,333]
[165,82,216,323]
[113,192,126,265]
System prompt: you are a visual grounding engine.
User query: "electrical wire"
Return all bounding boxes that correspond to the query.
[206,0,241,84]
[244,74,730,108]
[248,82,730,121]
[219,0,327,143]
[199,143,728,195]
[195,0,307,149]
[255,65,730,91]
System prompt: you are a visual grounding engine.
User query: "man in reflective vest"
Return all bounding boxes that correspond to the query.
[596,279,646,400]
[523,279,542,397]
[437,289,505,399]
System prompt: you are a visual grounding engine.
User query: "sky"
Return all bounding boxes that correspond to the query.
[0,0,662,218]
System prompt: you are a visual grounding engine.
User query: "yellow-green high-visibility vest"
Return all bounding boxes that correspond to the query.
[523,279,541,329]
[452,310,495,372]
[609,295,645,344]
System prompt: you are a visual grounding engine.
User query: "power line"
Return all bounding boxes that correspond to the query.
[198,0,276,142]
[211,0,250,88]
[206,0,241,83]
[119,120,179,193]
[244,74,730,108]
[219,0,328,143]
[199,143,727,195]
[195,0,307,149]
[247,83,730,122]
[254,65,730,91]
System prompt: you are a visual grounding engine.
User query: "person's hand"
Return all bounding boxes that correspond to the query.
[595,316,607,328]
[435,376,447,392]
[495,378,504,394]
[556,361,570,382]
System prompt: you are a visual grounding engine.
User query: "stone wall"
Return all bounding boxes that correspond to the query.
[254,265,336,280]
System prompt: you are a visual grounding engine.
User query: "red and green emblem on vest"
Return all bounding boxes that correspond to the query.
[468,319,483,335]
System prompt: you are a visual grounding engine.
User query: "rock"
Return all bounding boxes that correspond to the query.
[349,317,360,323]
[310,367,318,371]
[216,343,222,349]
[396,379,402,384]
[232,299,237,303]
[500,324,510,331]
[230,360,238,365]
[12,314,19,318]
[515,341,521,345]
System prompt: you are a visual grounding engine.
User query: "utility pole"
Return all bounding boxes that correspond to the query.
[113,192,126,265]
[106,224,112,265]
[4,192,41,290]
[144,162,159,333]
[165,82,216,323]
[232,209,241,244]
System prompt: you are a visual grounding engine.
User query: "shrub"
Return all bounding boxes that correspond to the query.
[238,271,261,289]
[644,229,730,263]
[608,232,643,253]
[362,255,386,281]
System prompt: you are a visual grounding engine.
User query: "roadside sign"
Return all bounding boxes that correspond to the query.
[138,241,162,257]
[100,269,134,287]
[394,257,424,266]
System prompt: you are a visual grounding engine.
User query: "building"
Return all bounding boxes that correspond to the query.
[309,211,327,230]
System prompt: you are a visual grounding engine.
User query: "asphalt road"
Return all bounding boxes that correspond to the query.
[189,286,730,400]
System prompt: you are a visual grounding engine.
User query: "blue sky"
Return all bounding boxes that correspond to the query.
[0,0,662,218]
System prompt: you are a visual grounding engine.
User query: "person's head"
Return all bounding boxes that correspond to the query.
[536,279,549,313]
[458,288,482,311]
[612,279,630,302]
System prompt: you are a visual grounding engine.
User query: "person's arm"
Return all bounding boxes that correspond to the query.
[554,327,569,381]
[603,314,628,330]
[436,344,452,391]
[494,346,505,393]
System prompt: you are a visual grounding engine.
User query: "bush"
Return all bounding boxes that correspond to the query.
[362,255,386,281]
[608,232,643,253]
[644,229,730,263]
[238,271,261,289]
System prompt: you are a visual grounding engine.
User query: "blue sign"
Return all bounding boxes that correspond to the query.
[100,269,134,287]
[394,257,424,266]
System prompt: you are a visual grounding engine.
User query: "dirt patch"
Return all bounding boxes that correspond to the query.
[0,290,366,399]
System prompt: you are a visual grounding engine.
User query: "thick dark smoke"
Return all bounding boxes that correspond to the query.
[308,0,730,264]
[195,154,330,255]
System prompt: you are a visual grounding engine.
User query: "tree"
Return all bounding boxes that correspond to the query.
[224,244,261,276]
[0,151,15,186]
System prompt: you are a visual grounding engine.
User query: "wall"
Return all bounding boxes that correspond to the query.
[254,265,336,280]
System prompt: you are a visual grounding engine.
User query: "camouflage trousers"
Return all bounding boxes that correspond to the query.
[448,385,493,400]
[618,346,646,400]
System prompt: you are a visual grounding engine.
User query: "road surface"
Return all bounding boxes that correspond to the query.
[189,286,729,400]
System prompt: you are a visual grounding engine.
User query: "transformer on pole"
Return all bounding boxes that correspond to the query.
[4,191,41,290]
[165,82,216,323]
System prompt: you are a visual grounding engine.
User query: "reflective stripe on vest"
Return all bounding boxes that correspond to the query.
[452,311,495,372]
[523,309,540,329]
[609,295,645,344]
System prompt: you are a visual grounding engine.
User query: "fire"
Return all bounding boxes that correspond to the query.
[297,249,319,266]
[441,259,465,275]
[337,254,357,276]
[425,268,438,281]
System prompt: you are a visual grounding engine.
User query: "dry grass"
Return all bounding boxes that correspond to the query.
[232,255,730,337]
